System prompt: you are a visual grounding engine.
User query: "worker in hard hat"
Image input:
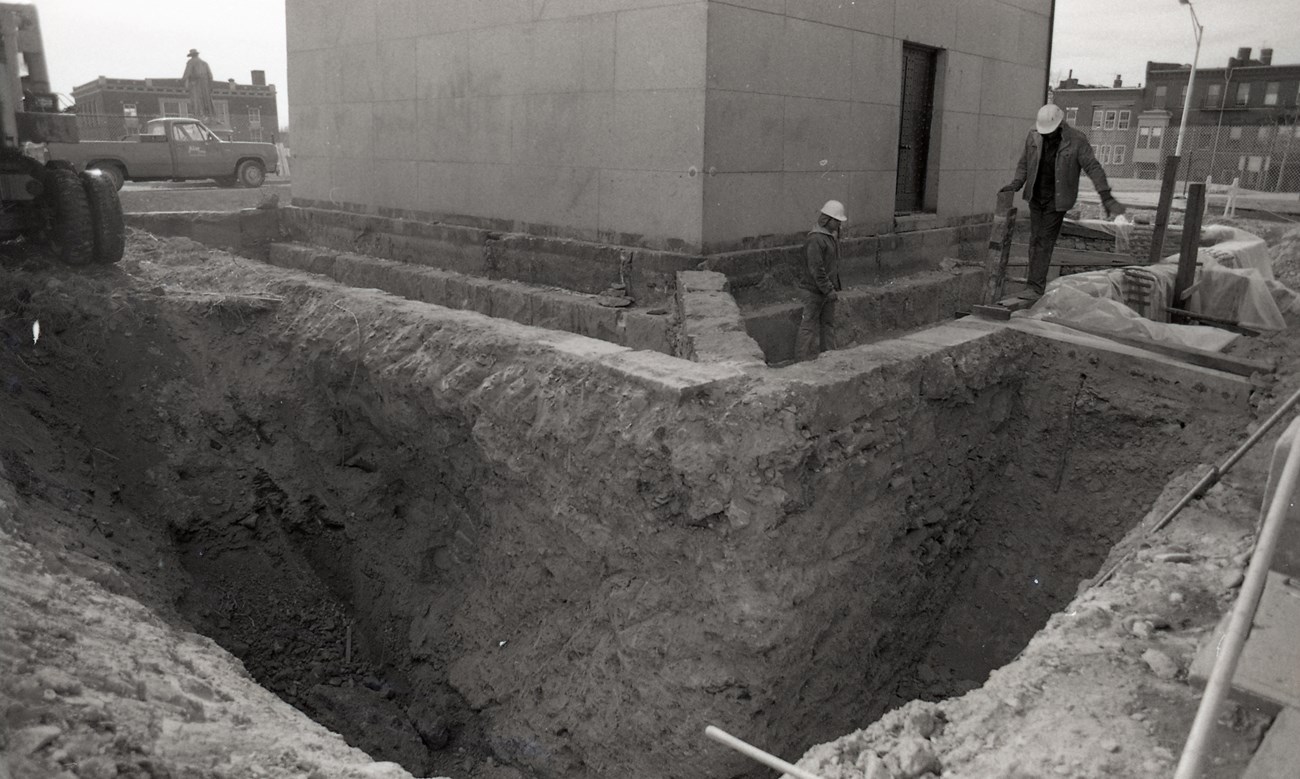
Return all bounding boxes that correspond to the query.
[1001,104,1126,299]
[797,200,846,360]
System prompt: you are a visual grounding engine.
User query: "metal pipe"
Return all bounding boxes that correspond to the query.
[1092,383,1300,588]
[705,726,825,779]
[1150,383,1300,534]
[1173,419,1300,779]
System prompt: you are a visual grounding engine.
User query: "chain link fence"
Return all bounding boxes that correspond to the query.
[1077,122,1300,194]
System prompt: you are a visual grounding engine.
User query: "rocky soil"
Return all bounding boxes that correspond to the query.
[1,223,1298,779]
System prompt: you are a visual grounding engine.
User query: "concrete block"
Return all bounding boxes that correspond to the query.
[780,16,854,100]
[678,270,728,294]
[467,280,497,317]
[513,92,612,168]
[1189,570,1300,714]
[623,312,674,355]
[611,90,706,171]
[615,4,707,91]
[576,302,625,344]
[416,32,471,102]
[1243,707,1300,779]
[598,170,703,249]
[443,274,473,310]
[596,349,746,401]
[850,32,900,108]
[937,169,977,220]
[268,242,311,272]
[703,90,784,173]
[492,283,534,325]
[848,102,901,172]
[705,2,784,93]
[783,96,855,172]
[701,172,786,248]
[531,291,579,333]
[413,271,449,306]
[894,0,955,50]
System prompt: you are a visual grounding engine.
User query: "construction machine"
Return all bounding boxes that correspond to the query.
[0,3,122,265]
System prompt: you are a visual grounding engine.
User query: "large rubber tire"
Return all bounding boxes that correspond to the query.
[44,168,95,266]
[88,162,125,191]
[236,159,266,188]
[80,170,126,264]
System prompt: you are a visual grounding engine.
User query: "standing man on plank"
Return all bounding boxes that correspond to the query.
[1001,104,1126,299]
[797,200,847,360]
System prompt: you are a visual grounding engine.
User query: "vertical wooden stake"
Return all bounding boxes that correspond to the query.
[1149,153,1180,264]
[1171,182,1206,323]
[985,189,1019,304]
[345,623,353,664]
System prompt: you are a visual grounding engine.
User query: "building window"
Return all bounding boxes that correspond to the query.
[1113,145,1126,165]
[159,98,189,117]
[1118,110,1131,130]
[1137,126,1164,149]
[1155,84,1168,108]
[213,100,230,128]
[1205,83,1221,108]
[122,103,137,117]
[1258,125,1271,141]
[1066,107,1078,124]
[1092,108,1104,129]
[250,127,263,142]
[1180,84,1188,106]
[1104,110,1117,130]
[1264,82,1279,106]
[1236,83,1250,106]
[1229,126,1242,140]
[248,106,261,127]
[1098,144,1112,164]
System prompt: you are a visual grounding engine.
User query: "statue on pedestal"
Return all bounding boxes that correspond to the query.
[182,48,216,121]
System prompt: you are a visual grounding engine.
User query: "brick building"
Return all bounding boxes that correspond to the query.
[1050,73,1142,177]
[1055,47,1300,190]
[70,71,279,142]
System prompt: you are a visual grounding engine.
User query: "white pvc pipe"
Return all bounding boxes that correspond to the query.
[705,726,826,779]
[1173,422,1300,779]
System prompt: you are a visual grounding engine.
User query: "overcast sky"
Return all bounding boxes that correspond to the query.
[37,0,1300,129]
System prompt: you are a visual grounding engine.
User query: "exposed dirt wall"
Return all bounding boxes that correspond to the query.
[0,239,1254,778]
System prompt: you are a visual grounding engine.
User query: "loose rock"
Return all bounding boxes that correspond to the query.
[1141,648,1180,680]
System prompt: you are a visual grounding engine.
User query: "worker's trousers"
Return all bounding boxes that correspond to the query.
[797,290,837,360]
[1027,203,1067,295]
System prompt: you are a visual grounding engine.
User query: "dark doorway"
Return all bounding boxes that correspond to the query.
[895,44,938,214]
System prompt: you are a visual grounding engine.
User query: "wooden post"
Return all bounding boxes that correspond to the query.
[1148,153,1180,264]
[1171,182,1206,323]
[985,189,1019,304]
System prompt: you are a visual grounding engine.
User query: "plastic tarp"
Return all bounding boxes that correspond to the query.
[1015,222,1299,349]
[1015,274,1239,351]
[1071,216,1137,254]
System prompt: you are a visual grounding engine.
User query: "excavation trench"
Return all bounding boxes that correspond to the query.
[0,255,1250,779]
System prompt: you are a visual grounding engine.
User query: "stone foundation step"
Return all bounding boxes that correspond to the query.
[1243,707,1300,779]
[1189,569,1300,714]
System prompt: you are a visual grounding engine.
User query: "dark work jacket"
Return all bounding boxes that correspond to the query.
[799,226,842,295]
[1009,123,1111,212]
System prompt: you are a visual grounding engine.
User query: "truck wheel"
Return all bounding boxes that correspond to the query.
[236,160,266,188]
[88,163,125,191]
[80,170,126,264]
[44,168,95,266]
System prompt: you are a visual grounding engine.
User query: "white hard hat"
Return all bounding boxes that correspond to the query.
[1035,104,1064,134]
[819,199,847,223]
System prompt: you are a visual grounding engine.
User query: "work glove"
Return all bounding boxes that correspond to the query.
[1102,194,1127,219]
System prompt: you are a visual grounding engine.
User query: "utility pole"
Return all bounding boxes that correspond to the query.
[1173,0,1204,160]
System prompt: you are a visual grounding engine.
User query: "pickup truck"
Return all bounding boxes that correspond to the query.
[46,117,279,190]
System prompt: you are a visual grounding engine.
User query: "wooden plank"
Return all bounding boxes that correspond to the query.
[1040,316,1274,377]
[1173,182,1207,323]
[1149,154,1181,263]
[972,304,1011,321]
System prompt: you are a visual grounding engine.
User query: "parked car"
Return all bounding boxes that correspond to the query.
[46,117,279,190]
